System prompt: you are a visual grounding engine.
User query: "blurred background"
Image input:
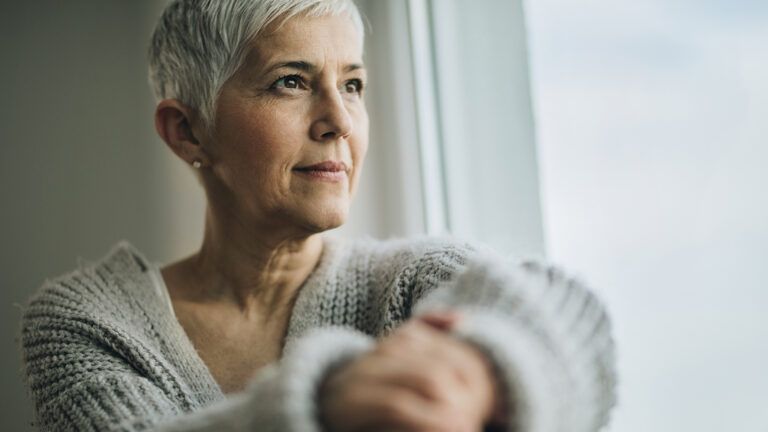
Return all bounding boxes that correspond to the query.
[1,0,765,431]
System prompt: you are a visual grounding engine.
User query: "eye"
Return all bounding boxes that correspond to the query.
[343,79,364,95]
[270,74,306,91]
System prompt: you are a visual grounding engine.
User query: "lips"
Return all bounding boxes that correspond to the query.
[294,161,348,172]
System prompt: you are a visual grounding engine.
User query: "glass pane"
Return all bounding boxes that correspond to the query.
[526,0,768,430]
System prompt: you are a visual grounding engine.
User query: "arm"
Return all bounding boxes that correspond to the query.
[21,296,373,432]
[152,326,374,432]
[411,248,617,432]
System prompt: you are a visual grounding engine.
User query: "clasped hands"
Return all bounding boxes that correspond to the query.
[318,311,506,432]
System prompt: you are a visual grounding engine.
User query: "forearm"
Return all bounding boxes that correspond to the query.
[413,253,618,431]
[160,327,374,432]
[29,327,374,432]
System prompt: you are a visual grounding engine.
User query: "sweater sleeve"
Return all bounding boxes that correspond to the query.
[152,326,374,432]
[21,290,374,432]
[410,246,617,432]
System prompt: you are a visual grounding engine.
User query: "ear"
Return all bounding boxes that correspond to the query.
[154,99,210,168]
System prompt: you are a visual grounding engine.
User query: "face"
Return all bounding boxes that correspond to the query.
[201,13,369,235]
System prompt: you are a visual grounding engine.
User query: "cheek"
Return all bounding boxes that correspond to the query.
[349,118,369,193]
[352,135,369,165]
[227,109,304,172]
[352,107,370,158]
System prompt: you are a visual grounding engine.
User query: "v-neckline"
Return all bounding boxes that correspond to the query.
[114,235,343,403]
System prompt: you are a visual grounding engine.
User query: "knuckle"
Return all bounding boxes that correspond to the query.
[415,368,452,399]
[378,336,419,357]
[379,397,412,422]
[375,339,404,357]
[390,330,418,346]
[398,319,429,336]
[438,412,466,431]
[425,408,465,432]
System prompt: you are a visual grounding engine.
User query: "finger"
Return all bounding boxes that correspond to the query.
[383,324,466,375]
[392,317,452,343]
[363,348,490,430]
[416,311,463,331]
[383,325,491,391]
[389,319,469,362]
[349,382,460,432]
[364,352,467,407]
[369,358,493,432]
[383,319,493,391]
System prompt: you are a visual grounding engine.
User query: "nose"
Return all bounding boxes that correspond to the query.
[310,89,353,142]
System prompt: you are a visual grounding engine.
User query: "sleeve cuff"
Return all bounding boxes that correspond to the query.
[447,309,575,432]
[412,251,617,432]
[267,326,375,432]
[153,326,375,432]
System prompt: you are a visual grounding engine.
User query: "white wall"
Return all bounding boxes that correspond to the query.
[0,2,171,430]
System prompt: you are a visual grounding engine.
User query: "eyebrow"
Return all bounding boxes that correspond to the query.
[265,60,366,75]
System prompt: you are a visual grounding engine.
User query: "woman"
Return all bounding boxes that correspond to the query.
[20,0,616,431]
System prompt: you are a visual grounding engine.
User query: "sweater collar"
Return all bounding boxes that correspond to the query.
[96,235,345,402]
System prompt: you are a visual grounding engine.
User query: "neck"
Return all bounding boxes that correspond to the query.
[169,205,325,318]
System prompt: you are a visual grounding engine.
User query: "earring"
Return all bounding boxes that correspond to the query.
[192,160,202,169]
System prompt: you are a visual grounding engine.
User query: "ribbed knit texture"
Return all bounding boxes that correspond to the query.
[20,234,617,432]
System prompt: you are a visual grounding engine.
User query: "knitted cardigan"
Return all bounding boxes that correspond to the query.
[20,234,617,432]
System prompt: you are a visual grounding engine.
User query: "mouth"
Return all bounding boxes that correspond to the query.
[293,160,349,182]
[294,160,349,172]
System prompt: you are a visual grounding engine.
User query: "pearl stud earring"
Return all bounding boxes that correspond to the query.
[192,160,202,169]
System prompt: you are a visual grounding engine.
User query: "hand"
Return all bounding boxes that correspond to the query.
[317,311,501,432]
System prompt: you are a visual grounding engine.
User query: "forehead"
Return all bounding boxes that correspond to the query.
[245,13,363,72]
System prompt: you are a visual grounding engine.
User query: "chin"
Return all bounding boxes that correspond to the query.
[298,204,349,233]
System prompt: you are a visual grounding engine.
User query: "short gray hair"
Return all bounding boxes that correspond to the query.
[148,0,364,132]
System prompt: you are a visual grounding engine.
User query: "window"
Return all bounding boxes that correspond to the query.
[527,0,768,430]
[349,0,768,429]
[341,0,544,260]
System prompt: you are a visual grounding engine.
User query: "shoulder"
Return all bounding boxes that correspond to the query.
[21,240,159,331]
[19,242,199,423]
[341,233,481,272]
[336,234,486,318]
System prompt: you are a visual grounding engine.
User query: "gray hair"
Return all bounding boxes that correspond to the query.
[148,0,364,132]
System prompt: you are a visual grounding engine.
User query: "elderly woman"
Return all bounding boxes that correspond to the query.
[20,0,616,431]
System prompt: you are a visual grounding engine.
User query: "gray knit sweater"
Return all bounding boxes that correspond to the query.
[20,234,616,432]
